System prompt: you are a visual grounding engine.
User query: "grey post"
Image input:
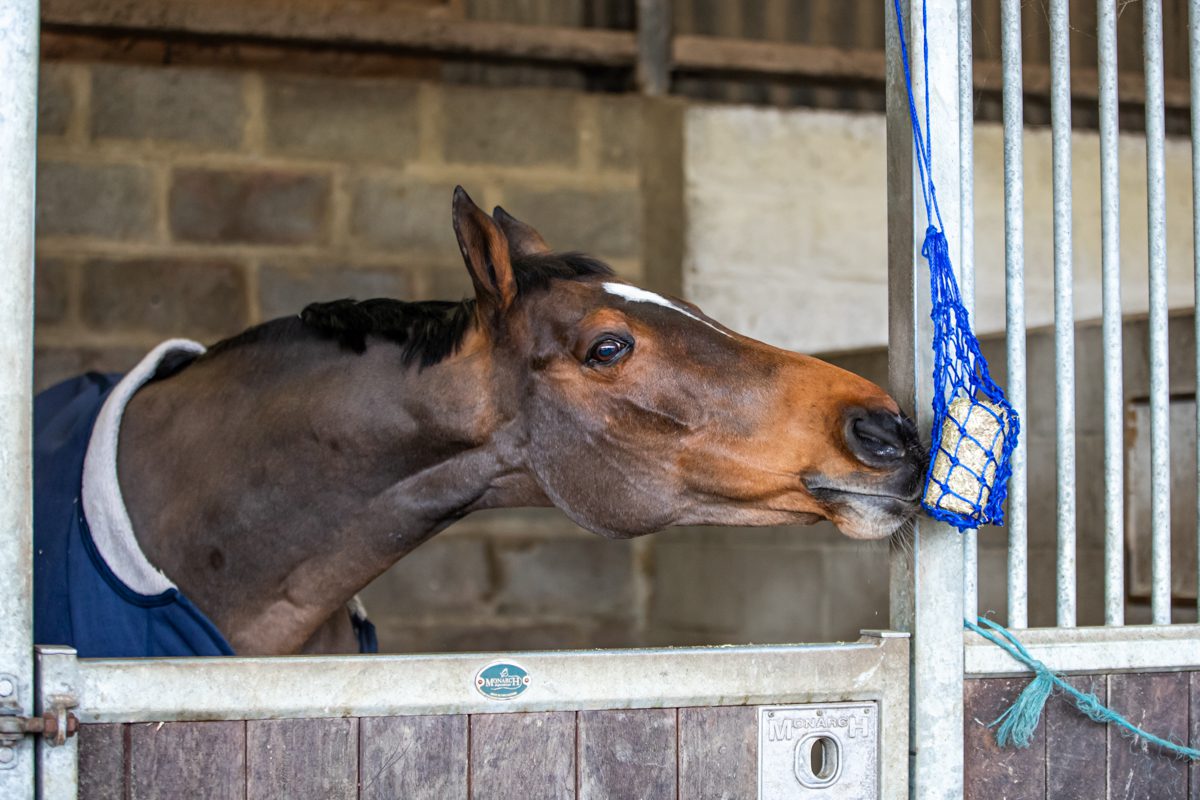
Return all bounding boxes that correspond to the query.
[958,0,977,621]
[1191,0,1200,622]
[636,0,672,96]
[35,647,78,800]
[1098,0,1124,626]
[0,0,39,795]
[1050,0,1077,628]
[1000,0,1029,629]
[886,0,965,796]
[1144,0,1172,625]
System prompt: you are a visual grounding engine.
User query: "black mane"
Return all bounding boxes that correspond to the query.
[202,252,614,369]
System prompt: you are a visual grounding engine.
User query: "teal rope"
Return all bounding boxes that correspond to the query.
[965,616,1200,759]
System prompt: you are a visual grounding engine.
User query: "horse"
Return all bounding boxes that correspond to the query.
[32,186,923,657]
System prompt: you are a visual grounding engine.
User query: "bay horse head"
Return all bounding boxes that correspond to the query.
[446,187,922,541]
[112,185,925,654]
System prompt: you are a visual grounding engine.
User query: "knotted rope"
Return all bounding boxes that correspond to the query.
[965,616,1200,759]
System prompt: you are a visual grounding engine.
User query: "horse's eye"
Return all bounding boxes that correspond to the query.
[586,337,631,366]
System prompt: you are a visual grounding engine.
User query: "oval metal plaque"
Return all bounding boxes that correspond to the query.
[474,662,531,700]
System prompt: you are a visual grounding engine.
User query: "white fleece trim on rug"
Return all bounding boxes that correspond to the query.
[81,339,206,596]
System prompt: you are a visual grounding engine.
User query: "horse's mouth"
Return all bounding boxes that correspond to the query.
[806,484,921,508]
[805,483,922,540]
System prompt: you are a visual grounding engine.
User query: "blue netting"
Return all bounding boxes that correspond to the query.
[893,0,1020,532]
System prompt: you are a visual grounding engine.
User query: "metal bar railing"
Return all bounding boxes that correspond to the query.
[959,0,978,621]
[0,1,39,794]
[1001,0,1029,630]
[1191,0,1200,624]
[886,0,965,793]
[1050,0,1078,628]
[1098,0,1125,627]
[1144,0,1172,626]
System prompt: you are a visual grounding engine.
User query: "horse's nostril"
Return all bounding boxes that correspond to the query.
[848,411,908,464]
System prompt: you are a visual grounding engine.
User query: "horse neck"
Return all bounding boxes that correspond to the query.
[116,334,541,654]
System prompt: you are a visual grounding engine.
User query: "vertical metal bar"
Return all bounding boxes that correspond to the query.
[35,647,79,800]
[1145,0,1173,625]
[1001,0,1029,629]
[0,0,38,795]
[1191,0,1200,624]
[1098,0,1125,626]
[959,0,977,621]
[636,0,673,96]
[1050,0,1078,628]
[887,0,965,796]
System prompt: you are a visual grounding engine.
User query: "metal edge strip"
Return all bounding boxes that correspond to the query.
[964,624,1200,677]
[74,636,909,724]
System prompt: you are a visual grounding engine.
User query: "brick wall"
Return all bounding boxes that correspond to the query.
[35,60,644,390]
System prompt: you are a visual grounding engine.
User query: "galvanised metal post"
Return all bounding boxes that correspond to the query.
[1050,0,1078,629]
[957,0,977,622]
[1190,0,1200,623]
[1143,0,1172,626]
[1098,0,1124,627]
[0,0,39,795]
[885,0,965,796]
[1000,0,1028,630]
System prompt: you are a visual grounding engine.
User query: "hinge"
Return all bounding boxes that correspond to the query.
[0,707,80,746]
[0,673,78,769]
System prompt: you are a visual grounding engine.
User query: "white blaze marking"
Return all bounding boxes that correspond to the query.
[601,282,732,338]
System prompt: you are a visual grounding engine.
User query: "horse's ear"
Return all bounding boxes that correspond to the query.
[492,206,551,258]
[452,186,517,316]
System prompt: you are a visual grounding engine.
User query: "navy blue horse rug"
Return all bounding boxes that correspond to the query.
[33,340,376,658]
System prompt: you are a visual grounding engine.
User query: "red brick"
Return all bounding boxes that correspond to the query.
[169,168,330,245]
[38,63,73,138]
[37,161,156,241]
[259,263,414,320]
[593,95,642,170]
[81,256,248,338]
[91,64,245,149]
[349,176,458,254]
[36,257,72,325]
[263,74,419,163]
[501,184,641,260]
[441,84,579,167]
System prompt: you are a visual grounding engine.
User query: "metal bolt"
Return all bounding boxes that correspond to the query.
[0,746,13,765]
[0,678,13,698]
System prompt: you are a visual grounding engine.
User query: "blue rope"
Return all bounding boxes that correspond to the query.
[891,0,1019,531]
[965,616,1200,759]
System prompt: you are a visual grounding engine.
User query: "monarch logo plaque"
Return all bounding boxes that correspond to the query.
[474,662,531,700]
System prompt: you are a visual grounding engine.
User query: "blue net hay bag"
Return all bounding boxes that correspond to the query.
[916,225,1019,532]
[891,0,1020,532]
[918,224,1019,529]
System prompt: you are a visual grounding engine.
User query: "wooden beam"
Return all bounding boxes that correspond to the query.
[40,0,1191,110]
[673,36,885,82]
[40,0,637,67]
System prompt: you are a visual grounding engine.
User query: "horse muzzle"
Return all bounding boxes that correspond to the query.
[805,407,926,539]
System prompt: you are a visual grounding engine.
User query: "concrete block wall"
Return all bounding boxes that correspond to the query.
[684,105,1198,354]
[34,60,644,390]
